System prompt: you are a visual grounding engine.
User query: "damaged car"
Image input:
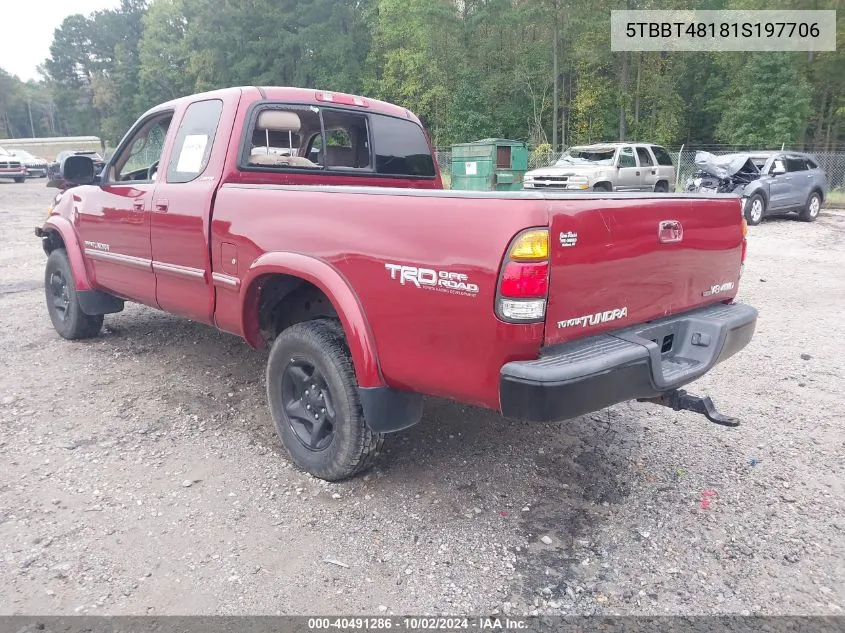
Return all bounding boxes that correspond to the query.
[685,151,828,225]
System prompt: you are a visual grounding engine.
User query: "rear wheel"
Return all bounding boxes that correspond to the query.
[799,191,821,222]
[45,249,103,339]
[654,181,669,193]
[266,319,384,481]
[745,193,765,226]
[13,177,25,183]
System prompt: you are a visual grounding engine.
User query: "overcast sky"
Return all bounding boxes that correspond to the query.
[0,0,120,81]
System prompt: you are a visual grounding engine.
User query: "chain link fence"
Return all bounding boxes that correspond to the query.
[435,146,845,194]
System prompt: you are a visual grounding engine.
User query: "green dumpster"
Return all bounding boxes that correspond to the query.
[450,139,528,191]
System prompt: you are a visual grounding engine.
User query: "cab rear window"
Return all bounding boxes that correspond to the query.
[240,105,435,179]
[370,115,436,177]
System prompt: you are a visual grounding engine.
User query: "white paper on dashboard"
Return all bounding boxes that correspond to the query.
[176,134,208,172]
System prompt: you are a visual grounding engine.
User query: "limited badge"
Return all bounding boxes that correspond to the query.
[559,231,578,247]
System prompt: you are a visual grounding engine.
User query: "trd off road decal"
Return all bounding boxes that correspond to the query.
[557,307,628,329]
[385,263,479,297]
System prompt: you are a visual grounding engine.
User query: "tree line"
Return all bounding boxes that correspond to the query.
[1,0,843,151]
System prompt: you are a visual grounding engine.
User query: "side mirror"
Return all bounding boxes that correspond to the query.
[48,155,96,189]
[771,164,786,176]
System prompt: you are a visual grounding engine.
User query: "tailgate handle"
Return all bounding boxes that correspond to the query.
[658,220,683,244]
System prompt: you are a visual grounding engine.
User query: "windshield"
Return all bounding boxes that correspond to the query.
[555,147,616,166]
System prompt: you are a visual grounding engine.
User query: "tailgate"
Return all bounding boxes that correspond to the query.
[544,195,744,346]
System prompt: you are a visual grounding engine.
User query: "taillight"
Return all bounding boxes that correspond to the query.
[496,229,550,322]
[500,261,549,297]
[740,216,748,276]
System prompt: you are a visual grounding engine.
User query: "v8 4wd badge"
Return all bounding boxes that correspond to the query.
[703,281,735,297]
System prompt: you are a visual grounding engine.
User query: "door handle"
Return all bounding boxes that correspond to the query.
[155,199,169,213]
[636,171,641,176]
[651,170,656,175]
[132,200,144,211]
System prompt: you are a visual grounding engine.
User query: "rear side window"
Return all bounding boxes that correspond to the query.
[805,157,818,169]
[167,99,223,183]
[785,157,807,172]
[369,115,436,177]
[635,147,653,167]
[650,145,674,166]
[618,146,636,168]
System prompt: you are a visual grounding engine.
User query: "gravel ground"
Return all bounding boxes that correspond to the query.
[0,180,843,616]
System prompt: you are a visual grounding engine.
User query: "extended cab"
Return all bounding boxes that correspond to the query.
[36,87,757,480]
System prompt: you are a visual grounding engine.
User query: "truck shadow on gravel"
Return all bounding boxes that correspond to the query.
[101,307,643,611]
[378,401,641,614]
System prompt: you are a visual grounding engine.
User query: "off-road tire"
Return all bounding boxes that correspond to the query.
[45,249,104,339]
[799,191,821,222]
[266,319,384,481]
[745,193,765,226]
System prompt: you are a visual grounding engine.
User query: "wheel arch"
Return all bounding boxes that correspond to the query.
[748,186,768,206]
[40,217,93,291]
[240,252,383,389]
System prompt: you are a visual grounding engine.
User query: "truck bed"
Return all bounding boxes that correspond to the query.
[211,185,744,409]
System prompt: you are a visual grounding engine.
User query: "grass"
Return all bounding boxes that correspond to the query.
[440,170,451,190]
[826,189,845,207]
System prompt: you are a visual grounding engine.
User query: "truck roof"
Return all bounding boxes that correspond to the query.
[572,141,663,150]
[148,86,419,124]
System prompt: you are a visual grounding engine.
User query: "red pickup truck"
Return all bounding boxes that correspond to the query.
[37,87,757,480]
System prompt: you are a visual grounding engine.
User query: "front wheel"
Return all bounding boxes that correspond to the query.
[13,177,25,183]
[745,193,765,226]
[266,319,384,481]
[45,249,103,339]
[799,191,821,222]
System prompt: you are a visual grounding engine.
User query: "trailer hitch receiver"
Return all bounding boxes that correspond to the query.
[638,389,740,427]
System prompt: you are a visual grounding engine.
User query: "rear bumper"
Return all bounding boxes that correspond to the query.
[500,302,757,422]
